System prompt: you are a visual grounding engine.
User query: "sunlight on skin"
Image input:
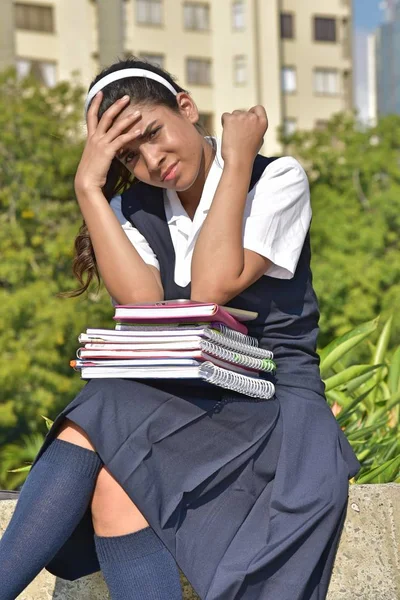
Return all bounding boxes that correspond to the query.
[111,97,215,215]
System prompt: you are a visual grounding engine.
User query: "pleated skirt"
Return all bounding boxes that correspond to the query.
[31,376,360,600]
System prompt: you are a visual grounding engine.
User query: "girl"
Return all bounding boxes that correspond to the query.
[0,57,360,600]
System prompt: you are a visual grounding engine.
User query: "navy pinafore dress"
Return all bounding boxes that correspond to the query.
[33,155,360,600]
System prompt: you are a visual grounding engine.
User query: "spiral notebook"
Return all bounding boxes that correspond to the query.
[76,360,276,400]
[84,324,272,360]
[77,340,276,373]
[71,357,255,376]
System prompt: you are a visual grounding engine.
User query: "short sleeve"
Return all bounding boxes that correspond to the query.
[110,195,160,270]
[243,157,312,279]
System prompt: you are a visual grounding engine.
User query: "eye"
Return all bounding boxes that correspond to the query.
[125,151,138,164]
[122,126,162,164]
[148,126,161,140]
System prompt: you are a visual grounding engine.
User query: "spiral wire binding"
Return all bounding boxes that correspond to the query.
[114,323,274,360]
[200,340,276,372]
[206,328,273,359]
[199,362,275,400]
[214,324,258,346]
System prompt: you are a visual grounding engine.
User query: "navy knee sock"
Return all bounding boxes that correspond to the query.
[0,439,102,600]
[95,527,182,600]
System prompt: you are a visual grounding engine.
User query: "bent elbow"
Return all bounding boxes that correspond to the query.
[190,283,234,306]
[112,288,164,305]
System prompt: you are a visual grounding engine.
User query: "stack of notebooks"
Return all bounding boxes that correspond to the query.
[71,301,276,399]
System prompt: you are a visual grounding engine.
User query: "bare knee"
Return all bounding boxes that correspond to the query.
[56,418,95,451]
[92,467,149,536]
[56,420,148,535]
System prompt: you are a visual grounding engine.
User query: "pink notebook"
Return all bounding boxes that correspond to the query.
[113,301,257,335]
[73,352,256,375]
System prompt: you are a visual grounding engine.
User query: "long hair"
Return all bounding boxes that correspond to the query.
[67,57,188,297]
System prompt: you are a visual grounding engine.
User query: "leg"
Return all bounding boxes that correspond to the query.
[56,417,97,450]
[58,420,182,600]
[0,421,102,600]
[91,467,149,535]
[57,419,149,535]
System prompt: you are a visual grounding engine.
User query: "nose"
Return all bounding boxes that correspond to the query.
[141,145,165,175]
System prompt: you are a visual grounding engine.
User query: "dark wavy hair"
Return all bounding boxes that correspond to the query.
[67,56,191,297]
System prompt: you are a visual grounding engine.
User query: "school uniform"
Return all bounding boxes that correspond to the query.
[32,140,360,599]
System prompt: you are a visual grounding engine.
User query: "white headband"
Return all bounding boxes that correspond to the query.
[84,68,178,115]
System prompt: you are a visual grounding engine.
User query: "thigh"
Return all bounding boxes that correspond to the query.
[56,418,95,451]
[91,466,149,536]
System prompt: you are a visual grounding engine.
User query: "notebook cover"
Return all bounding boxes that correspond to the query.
[71,355,255,376]
[75,348,257,373]
[113,303,249,335]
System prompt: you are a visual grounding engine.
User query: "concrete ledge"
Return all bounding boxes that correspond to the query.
[1,485,399,599]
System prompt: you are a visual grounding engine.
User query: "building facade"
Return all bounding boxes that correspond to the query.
[367,32,378,125]
[1,0,353,153]
[375,1,400,117]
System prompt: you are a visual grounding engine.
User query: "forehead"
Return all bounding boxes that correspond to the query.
[112,102,168,126]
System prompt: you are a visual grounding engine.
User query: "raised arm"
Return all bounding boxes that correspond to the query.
[190,107,270,304]
[74,93,163,304]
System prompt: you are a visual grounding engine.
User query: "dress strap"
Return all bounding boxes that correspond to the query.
[249,155,280,192]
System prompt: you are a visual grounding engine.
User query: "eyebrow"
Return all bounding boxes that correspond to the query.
[118,120,159,162]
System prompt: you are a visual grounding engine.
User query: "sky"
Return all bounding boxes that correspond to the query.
[353,0,384,121]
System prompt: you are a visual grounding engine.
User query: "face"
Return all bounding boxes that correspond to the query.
[113,94,210,192]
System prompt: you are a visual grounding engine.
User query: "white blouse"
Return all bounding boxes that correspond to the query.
[110,138,311,288]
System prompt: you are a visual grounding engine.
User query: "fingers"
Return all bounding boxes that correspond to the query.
[248,105,265,116]
[111,127,144,157]
[222,106,268,123]
[104,110,142,144]
[249,105,268,123]
[96,95,132,135]
[86,91,103,136]
[86,93,132,137]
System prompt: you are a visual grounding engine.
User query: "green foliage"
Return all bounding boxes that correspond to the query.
[0,75,399,489]
[284,113,400,347]
[0,69,115,453]
[0,433,44,490]
[321,316,400,484]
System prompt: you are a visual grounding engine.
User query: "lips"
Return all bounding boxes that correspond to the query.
[161,162,179,182]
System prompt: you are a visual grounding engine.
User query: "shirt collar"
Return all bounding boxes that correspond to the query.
[164,137,223,225]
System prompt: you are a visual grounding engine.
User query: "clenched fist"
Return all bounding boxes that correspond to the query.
[221,106,268,166]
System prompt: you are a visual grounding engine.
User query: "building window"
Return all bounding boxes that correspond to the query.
[314,17,336,42]
[315,119,328,130]
[280,13,294,39]
[233,55,247,85]
[186,58,212,85]
[283,118,297,136]
[232,0,245,30]
[16,58,57,87]
[184,3,210,31]
[138,53,165,68]
[198,112,213,132]
[15,3,54,33]
[314,68,339,95]
[136,0,162,26]
[281,66,297,93]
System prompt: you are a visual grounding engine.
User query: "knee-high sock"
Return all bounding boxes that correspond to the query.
[0,439,102,600]
[95,527,182,600]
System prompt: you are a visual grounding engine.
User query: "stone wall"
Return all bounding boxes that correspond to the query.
[1,484,399,599]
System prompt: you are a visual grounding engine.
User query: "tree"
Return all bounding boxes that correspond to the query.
[283,113,400,348]
[0,69,113,448]
[1,72,399,462]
